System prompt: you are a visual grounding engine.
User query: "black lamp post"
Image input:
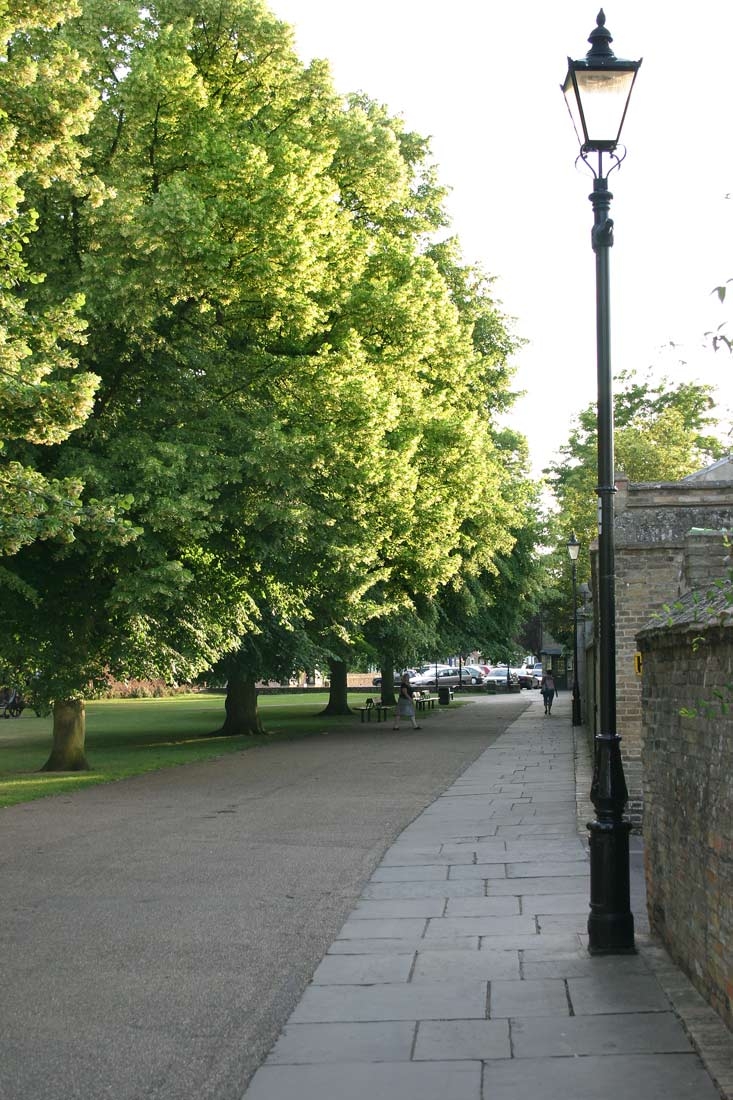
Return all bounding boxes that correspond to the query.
[567,533,582,727]
[562,10,641,954]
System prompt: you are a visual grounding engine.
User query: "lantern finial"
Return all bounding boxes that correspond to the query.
[587,10,614,60]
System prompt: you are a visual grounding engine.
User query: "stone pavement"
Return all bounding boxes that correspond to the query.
[243,691,733,1100]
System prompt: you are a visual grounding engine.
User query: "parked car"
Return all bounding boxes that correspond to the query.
[412,666,480,688]
[516,667,534,689]
[483,667,520,687]
[462,665,486,685]
[371,669,417,687]
[531,663,544,688]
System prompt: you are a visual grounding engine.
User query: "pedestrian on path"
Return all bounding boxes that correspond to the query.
[393,673,421,730]
[541,668,557,715]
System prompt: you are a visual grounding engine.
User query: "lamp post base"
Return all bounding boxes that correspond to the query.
[587,818,635,954]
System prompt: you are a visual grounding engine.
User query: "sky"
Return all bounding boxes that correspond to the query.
[268,0,733,476]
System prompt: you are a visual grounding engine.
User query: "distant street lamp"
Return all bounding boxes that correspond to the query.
[562,10,641,955]
[567,533,582,727]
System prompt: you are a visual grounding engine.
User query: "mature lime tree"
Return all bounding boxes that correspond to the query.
[0,2,105,566]
[313,245,522,714]
[420,429,542,663]
[219,98,525,727]
[350,248,533,706]
[5,0,530,757]
[542,368,725,643]
[6,0,371,764]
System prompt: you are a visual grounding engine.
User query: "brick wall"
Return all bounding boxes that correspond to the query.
[638,614,733,1032]
[614,544,682,823]
[586,480,733,829]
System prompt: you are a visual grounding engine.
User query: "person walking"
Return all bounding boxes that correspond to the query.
[393,673,421,731]
[540,669,557,715]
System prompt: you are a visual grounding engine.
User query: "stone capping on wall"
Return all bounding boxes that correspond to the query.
[639,584,733,637]
[614,480,733,547]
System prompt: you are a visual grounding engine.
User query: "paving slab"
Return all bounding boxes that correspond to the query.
[424,914,537,937]
[245,1061,482,1100]
[511,1012,697,1058]
[353,898,446,918]
[288,980,488,1023]
[448,862,509,878]
[489,977,570,1018]
[522,953,652,980]
[328,935,481,954]
[412,948,520,982]
[379,850,475,865]
[311,953,413,985]
[337,916,427,939]
[363,879,486,899]
[537,913,589,932]
[413,1018,510,1060]
[370,864,449,882]
[442,842,510,858]
[481,1053,722,1100]
[495,823,578,836]
[521,892,591,915]
[266,1021,415,1064]
[487,875,589,895]
[443,896,520,917]
[507,860,588,877]
[567,973,674,1015]
[478,931,584,952]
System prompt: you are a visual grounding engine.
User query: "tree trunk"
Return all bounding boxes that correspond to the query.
[380,664,397,706]
[321,658,352,715]
[214,668,264,736]
[40,699,90,772]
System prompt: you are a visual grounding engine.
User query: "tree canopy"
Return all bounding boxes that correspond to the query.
[1,0,535,760]
[0,1,107,566]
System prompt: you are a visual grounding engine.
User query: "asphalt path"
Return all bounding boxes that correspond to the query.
[0,693,530,1100]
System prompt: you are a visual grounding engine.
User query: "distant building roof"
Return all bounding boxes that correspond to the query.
[681,455,733,483]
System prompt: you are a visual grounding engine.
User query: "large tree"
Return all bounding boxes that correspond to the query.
[0,2,105,566]
[5,0,357,763]
[217,98,526,728]
[4,0,530,759]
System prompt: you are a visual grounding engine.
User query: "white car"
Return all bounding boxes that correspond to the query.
[484,667,520,687]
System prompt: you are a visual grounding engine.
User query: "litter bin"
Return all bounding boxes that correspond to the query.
[438,686,452,706]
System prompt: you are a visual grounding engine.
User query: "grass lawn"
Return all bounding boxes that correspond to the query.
[0,692,376,810]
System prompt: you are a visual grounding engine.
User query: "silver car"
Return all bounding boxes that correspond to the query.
[412,666,482,688]
[484,667,520,687]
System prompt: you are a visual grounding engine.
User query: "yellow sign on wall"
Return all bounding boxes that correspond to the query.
[634,652,643,676]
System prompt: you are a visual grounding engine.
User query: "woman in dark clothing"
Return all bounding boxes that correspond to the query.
[393,674,421,730]
[540,670,556,715]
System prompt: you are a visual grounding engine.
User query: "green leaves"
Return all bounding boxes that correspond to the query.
[1,0,533,720]
[541,368,726,644]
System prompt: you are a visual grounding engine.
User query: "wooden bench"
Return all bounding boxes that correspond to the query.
[358,698,391,723]
[414,692,438,712]
[0,690,24,718]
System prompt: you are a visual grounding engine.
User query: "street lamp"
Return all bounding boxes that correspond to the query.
[562,11,641,955]
[567,533,581,727]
